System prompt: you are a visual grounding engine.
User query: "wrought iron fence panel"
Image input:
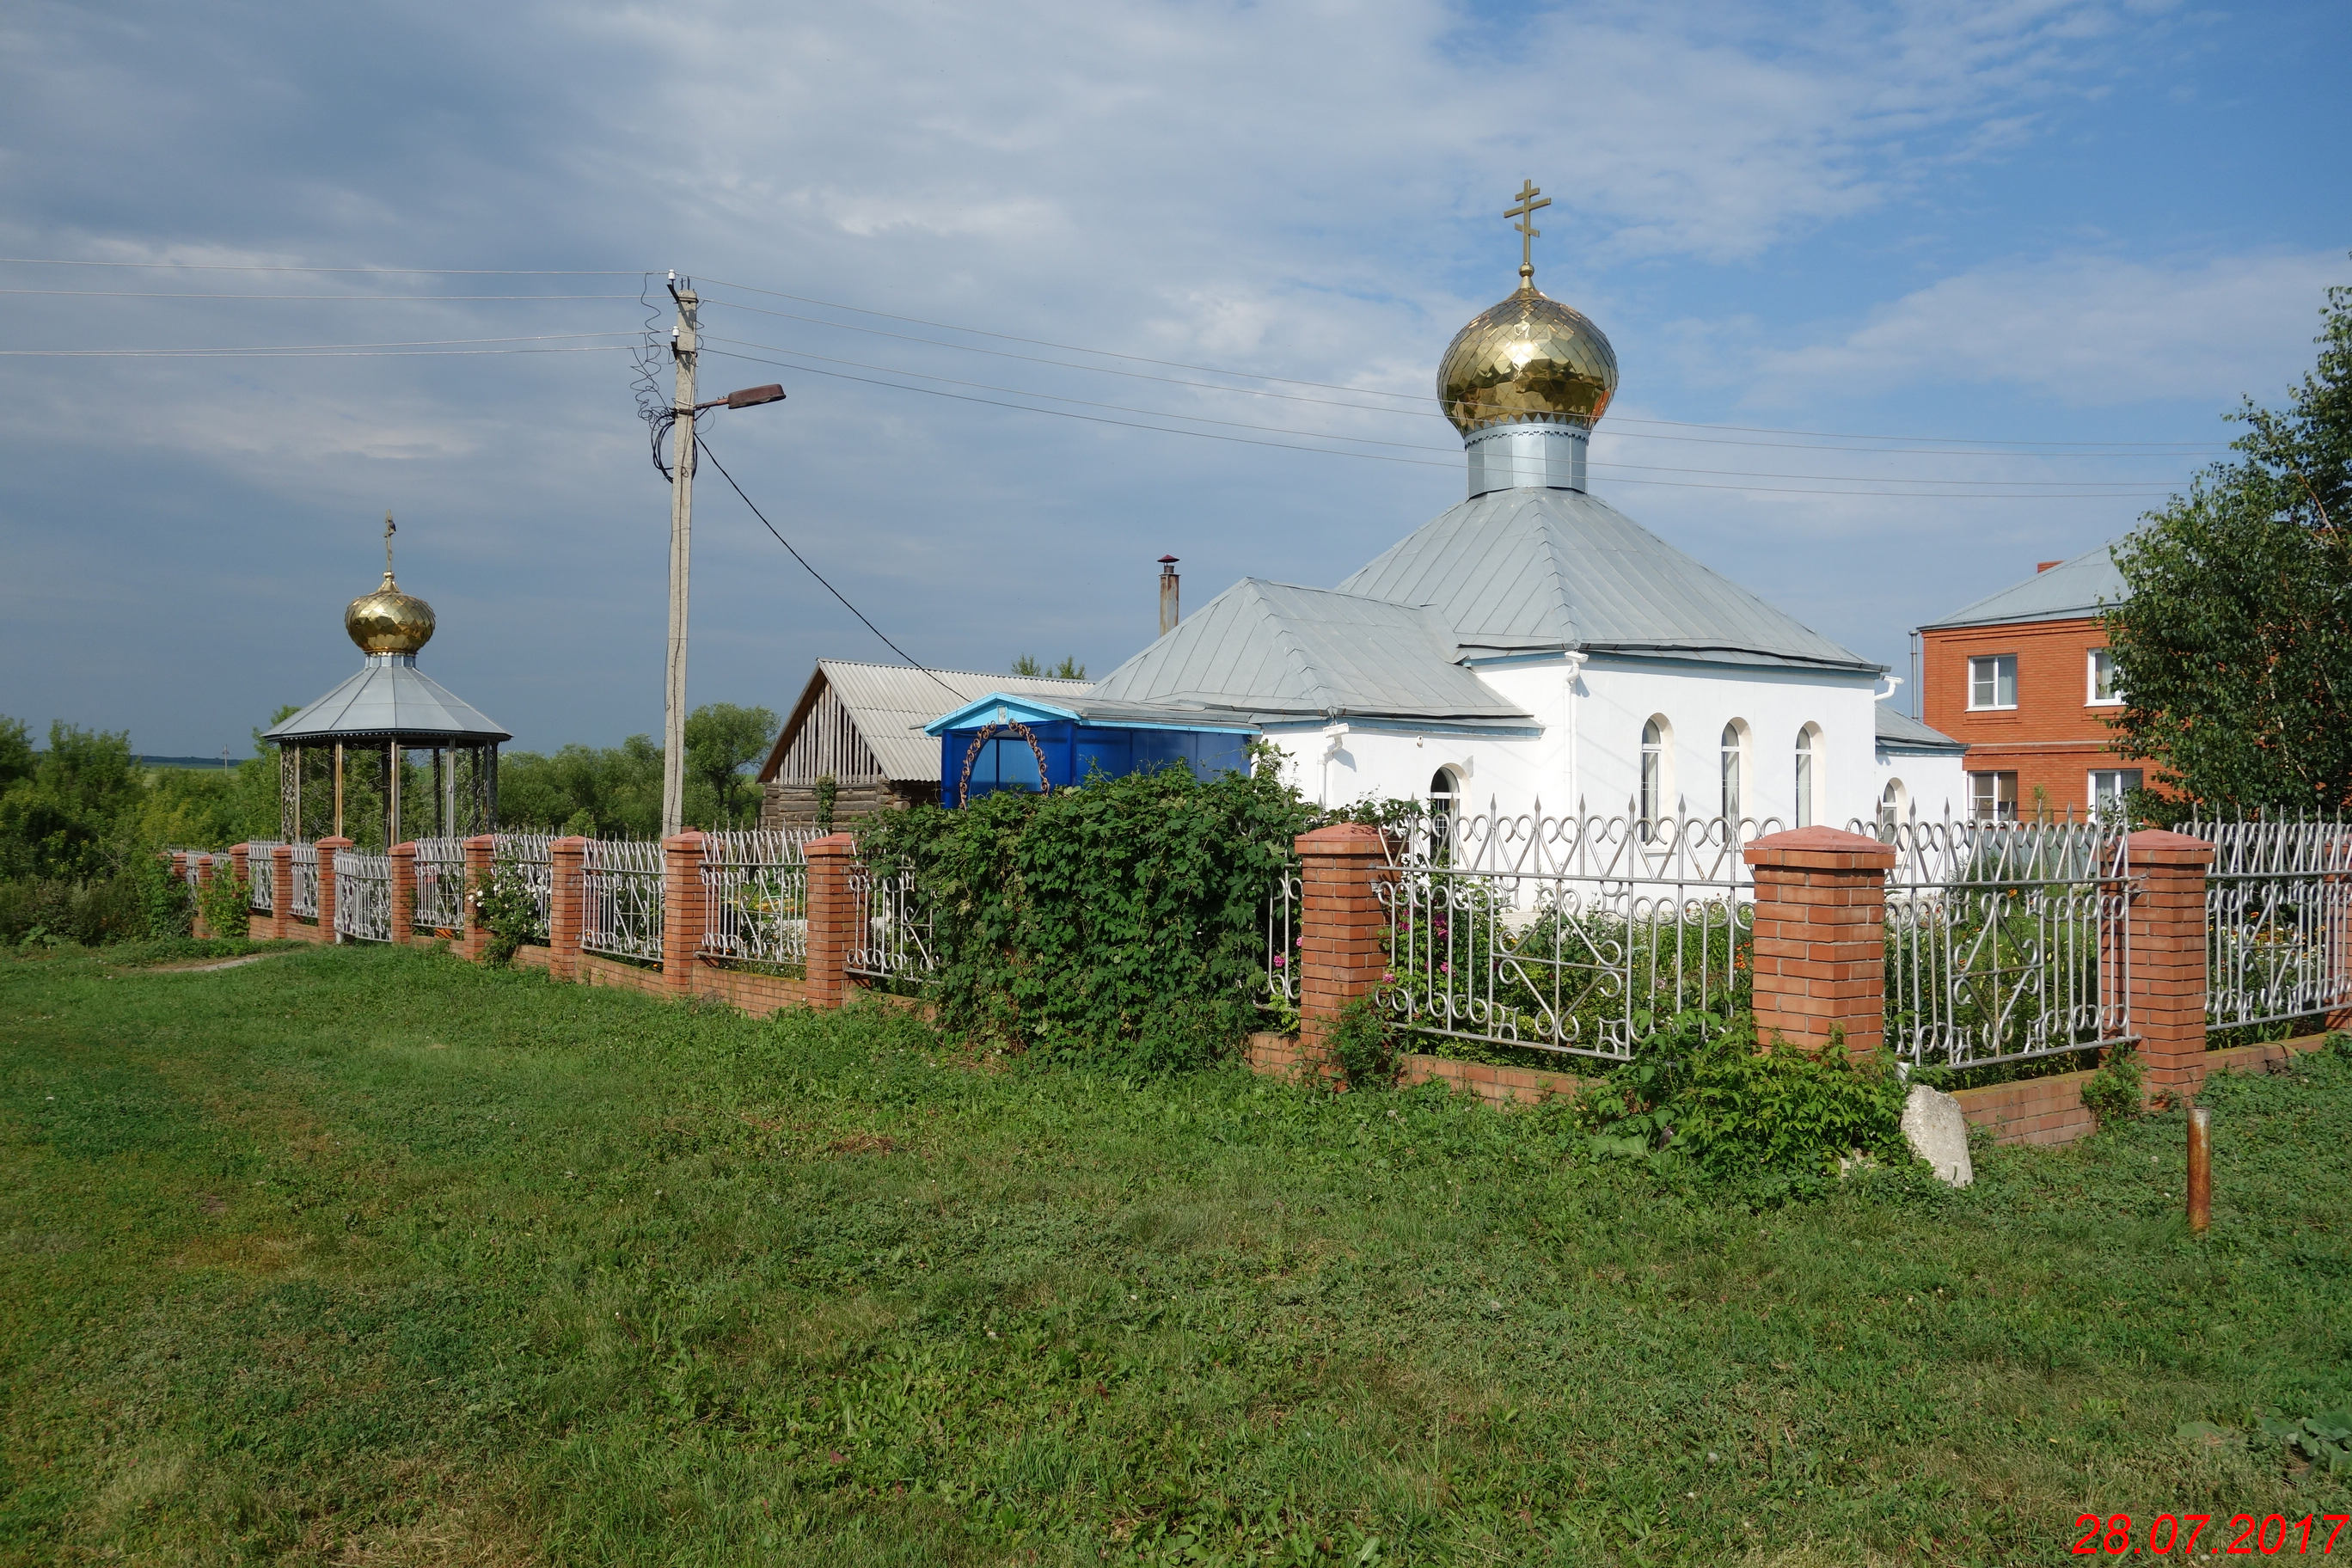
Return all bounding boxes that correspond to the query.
[413,837,467,932]
[2184,813,2352,1032]
[175,851,211,889]
[1866,813,2131,1070]
[493,834,554,940]
[581,839,664,962]
[700,831,814,966]
[290,843,320,921]
[1262,863,1302,1013]
[1378,802,1769,1062]
[334,851,394,943]
[847,863,937,983]
[244,842,282,910]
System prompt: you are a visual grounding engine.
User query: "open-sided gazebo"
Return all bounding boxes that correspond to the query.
[266,524,511,846]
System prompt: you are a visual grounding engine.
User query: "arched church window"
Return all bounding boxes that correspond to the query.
[1428,768,1461,862]
[1794,723,1822,828]
[1878,778,1908,835]
[1719,720,1747,824]
[1638,717,1671,840]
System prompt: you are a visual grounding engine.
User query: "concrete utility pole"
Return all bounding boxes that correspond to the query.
[661,280,698,840]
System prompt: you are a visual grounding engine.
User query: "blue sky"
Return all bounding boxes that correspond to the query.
[3,0,2346,756]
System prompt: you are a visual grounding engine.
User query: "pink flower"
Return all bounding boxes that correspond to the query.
[1439,961,1450,974]
[1382,971,1396,983]
[1272,953,1286,968]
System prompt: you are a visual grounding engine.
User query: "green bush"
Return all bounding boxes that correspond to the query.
[1326,994,1395,1090]
[0,863,187,947]
[1578,1010,1911,1188]
[858,761,1317,1069]
[194,868,253,940]
[2079,1043,2146,1127]
[469,866,542,965]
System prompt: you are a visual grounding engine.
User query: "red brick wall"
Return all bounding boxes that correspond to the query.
[1920,616,2149,814]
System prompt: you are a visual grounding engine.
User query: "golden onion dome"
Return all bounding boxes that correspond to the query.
[345,571,436,655]
[1436,282,1618,437]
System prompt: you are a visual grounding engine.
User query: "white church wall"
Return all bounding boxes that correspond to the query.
[1483,656,1881,827]
[1253,653,1887,830]
[1874,746,1968,824]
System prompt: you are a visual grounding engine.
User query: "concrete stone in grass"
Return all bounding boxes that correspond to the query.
[1902,1084,1973,1186]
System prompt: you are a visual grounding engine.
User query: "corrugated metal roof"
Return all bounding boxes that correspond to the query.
[763,659,1092,782]
[1874,705,1966,754]
[1336,486,1879,672]
[1918,543,2128,629]
[266,656,511,744]
[1084,579,1535,728]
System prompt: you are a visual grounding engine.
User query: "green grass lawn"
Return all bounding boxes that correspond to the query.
[2,942,2347,1566]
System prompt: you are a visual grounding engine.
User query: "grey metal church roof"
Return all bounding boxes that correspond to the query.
[1918,543,2128,629]
[266,654,512,745]
[1874,704,1966,755]
[1084,579,1536,729]
[1337,486,1879,673]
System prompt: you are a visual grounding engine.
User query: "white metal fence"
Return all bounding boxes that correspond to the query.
[2185,812,2352,1033]
[847,863,936,985]
[413,836,467,933]
[244,842,283,911]
[334,850,394,942]
[700,830,817,967]
[493,834,554,941]
[1869,814,2132,1070]
[581,838,665,963]
[1370,803,1768,1063]
[290,843,321,922]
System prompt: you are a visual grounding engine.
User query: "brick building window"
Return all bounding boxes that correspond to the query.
[2089,769,2141,810]
[1969,770,2018,823]
[2087,648,2123,706]
[1719,720,1747,822]
[1638,716,1671,840]
[1793,722,1822,828]
[1969,654,2018,710]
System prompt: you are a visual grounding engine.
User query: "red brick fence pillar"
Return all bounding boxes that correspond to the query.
[548,836,586,981]
[1743,826,1896,1060]
[661,830,707,998]
[2124,829,2214,1103]
[389,842,417,946]
[229,845,252,934]
[270,845,295,941]
[1295,823,1393,1079]
[458,835,495,962]
[803,834,860,1009]
[315,836,353,944]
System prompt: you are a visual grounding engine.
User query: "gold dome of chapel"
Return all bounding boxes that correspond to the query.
[1436,181,1618,436]
[344,514,436,655]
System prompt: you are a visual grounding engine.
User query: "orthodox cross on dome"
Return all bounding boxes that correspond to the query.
[383,511,397,577]
[1505,179,1550,288]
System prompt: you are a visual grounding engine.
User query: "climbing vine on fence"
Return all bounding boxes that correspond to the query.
[859,758,1322,1069]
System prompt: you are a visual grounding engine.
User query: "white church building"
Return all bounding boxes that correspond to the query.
[1067,210,1968,831]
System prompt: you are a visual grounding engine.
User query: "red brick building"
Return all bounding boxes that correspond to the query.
[1917,545,2144,820]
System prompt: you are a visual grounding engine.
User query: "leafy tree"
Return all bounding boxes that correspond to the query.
[683,702,779,830]
[1010,655,1087,679]
[2107,266,2352,815]
[0,718,34,788]
[0,723,143,879]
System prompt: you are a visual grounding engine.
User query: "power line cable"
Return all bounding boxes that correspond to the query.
[0,331,636,355]
[701,334,2180,490]
[692,277,2231,450]
[0,288,638,300]
[0,345,632,359]
[0,259,651,274]
[700,347,2182,499]
[691,432,962,696]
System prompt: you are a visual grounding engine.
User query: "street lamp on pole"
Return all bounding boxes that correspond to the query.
[658,274,786,839]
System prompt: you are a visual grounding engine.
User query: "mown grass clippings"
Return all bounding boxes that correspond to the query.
[1,941,2348,1565]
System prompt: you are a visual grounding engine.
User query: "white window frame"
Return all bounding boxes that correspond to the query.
[2086,648,2123,707]
[1969,770,2018,824]
[1638,716,1674,838]
[1968,653,2018,711]
[2088,768,2142,809]
[1719,720,1748,824]
[1793,722,1822,829]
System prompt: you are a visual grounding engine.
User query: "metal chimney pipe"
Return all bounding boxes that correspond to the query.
[1158,554,1179,637]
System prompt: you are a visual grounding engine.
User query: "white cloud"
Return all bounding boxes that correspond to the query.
[1760,248,2344,404]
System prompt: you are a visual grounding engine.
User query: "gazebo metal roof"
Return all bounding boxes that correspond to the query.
[266,653,511,747]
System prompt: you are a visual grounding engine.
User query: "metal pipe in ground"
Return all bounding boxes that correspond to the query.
[2186,1106,2212,1233]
